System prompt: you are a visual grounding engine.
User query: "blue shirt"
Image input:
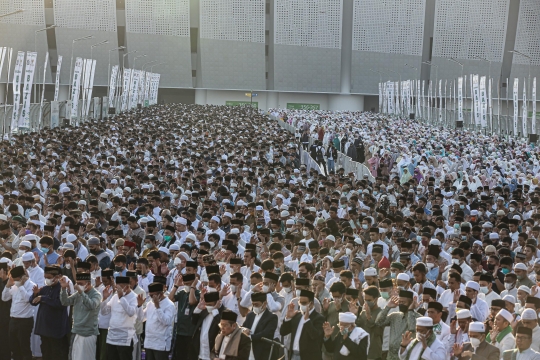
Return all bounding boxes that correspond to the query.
[39,252,60,269]
[30,282,69,338]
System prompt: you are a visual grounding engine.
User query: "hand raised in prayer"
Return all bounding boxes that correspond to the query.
[219,265,226,276]
[32,296,41,304]
[95,276,102,289]
[137,293,145,307]
[410,296,419,310]
[286,303,298,320]
[322,298,330,311]
[363,301,372,320]
[387,296,399,308]
[532,285,538,297]
[349,302,359,315]
[452,343,463,356]
[489,325,499,344]
[116,284,125,299]
[33,284,40,296]
[252,282,263,293]
[220,284,231,298]
[174,274,184,287]
[322,321,335,338]
[452,289,460,303]
[401,331,413,347]
[197,298,206,310]
[128,262,135,271]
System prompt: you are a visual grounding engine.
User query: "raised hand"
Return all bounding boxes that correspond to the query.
[137,293,145,307]
[387,296,399,308]
[401,331,413,347]
[322,321,335,338]
[322,298,330,311]
[174,274,184,287]
[197,298,207,310]
[450,320,457,335]
[286,303,298,319]
[220,284,231,298]
[59,276,69,289]
[349,301,359,315]
[33,284,40,296]
[453,289,460,303]
[452,343,463,356]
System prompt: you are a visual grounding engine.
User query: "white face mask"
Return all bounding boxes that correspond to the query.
[296,290,301,297]
[206,305,215,312]
[505,283,514,290]
[345,248,352,255]
[230,285,237,294]
[65,264,71,270]
[253,306,263,314]
[509,207,515,212]
[426,262,435,270]
[416,332,426,342]
[282,286,292,293]
[302,230,308,237]
[262,285,270,293]
[45,278,54,286]
[18,250,26,257]
[479,286,488,294]
[469,337,481,348]
[207,286,217,293]
[452,259,461,265]
[174,257,182,266]
[299,305,308,313]
[14,281,22,287]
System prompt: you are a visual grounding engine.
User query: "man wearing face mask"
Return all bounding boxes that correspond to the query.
[101,275,138,359]
[398,316,445,360]
[357,285,384,359]
[29,265,69,360]
[465,281,489,322]
[452,321,499,360]
[59,272,102,360]
[280,289,325,360]
[517,308,540,352]
[375,290,421,360]
[243,292,279,360]
[38,236,59,269]
[66,233,89,262]
[170,273,199,360]
[88,237,111,270]
[322,311,369,359]
[192,291,224,360]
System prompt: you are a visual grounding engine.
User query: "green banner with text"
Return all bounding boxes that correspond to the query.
[286,103,320,110]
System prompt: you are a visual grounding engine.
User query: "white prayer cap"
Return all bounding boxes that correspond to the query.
[514,263,527,271]
[489,233,499,240]
[309,207,317,212]
[397,273,410,282]
[158,247,169,254]
[473,240,483,247]
[518,285,531,294]
[280,211,289,217]
[186,234,197,242]
[503,295,516,304]
[465,281,480,291]
[230,228,240,234]
[325,235,335,242]
[176,217,187,225]
[354,238,362,245]
[0,258,12,267]
[496,309,513,323]
[522,308,537,320]
[169,244,180,251]
[0,214,7,221]
[211,216,221,223]
[223,212,233,219]
[66,234,77,243]
[456,309,471,319]
[78,200,87,206]
[416,317,433,327]
[28,210,38,217]
[111,179,118,184]
[286,219,295,225]
[63,243,74,250]
[482,222,493,228]
[470,210,478,216]
[364,268,377,277]
[180,195,189,201]
[338,312,357,323]
[429,239,441,246]
[22,234,38,242]
[469,322,485,333]
[22,252,35,262]
[255,205,263,211]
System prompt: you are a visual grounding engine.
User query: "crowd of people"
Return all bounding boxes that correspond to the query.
[1,103,540,360]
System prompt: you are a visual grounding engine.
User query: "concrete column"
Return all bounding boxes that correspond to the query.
[195,89,207,105]
[266,91,278,109]
[340,0,353,94]
[58,85,69,101]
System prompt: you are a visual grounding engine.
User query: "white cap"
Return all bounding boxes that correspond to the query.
[429,239,441,246]
[0,215,7,221]
[456,309,471,319]
[176,217,187,225]
[416,317,433,327]
[230,228,240,234]
[325,235,336,242]
[211,216,221,223]
[223,212,232,218]
[66,234,77,243]
[469,321,485,333]
[489,233,499,240]
[286,219,295,225]
[158,247,169,254]
[169,244,180,251]
[503,295,516,303]
[514,263,528,271]
[465,281,480,291]
[28,210,38,217]
[78,200,87,206]
[63,243,74,250]
[518,285,531,294]
[364,268,377,277]
[186,234,197,242]
[497,309,513,323]
[0,258,12,267]
[338,312,357,323]
[397,273,410,282]
[280,210,289,217]
[22,234,38,242]
[522,308,537,320]
[256,205,263,211]
[21,252,35,262]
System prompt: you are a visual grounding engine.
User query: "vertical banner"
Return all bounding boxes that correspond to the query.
[395,82,400,115]
[38,52,49,127]
[70,57,83,120]
[50,101,59,128]
[488,78,493,131]
[513,78,519,136]
[378,83,382,113]
[11,51,25,132]
[523,79,528,137]
[130,70,140,109]
[533,78,537,135]
[421,80,425,118]
[382,82,387,114]
[144,72,152,102]
[479,76,487,128]
[81,59,91,117]
[93,97,100,119]
[428,81,432,122]
[472,75,480,125]
[0,47,6,83]
[438,80,442,123]
[53,55,62,101]
[19,51,37,129]
[444,80,447,123]
[151,73,160,105]
[102,96,108,119]
[387,81,394,114]
[108,65,118,108]
[470,75,474,124]
[85,60,96,116]
[121,68,131,111]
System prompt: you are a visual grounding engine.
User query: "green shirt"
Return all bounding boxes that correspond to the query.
[357,306,383,359]
[174,287,200,336]
[60,287,101,337]
[375,306,420,360]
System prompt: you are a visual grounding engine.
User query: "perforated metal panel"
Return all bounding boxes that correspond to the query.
[513,0,540,66]
[275,0,342,49]
[200,0,265,43]
[0,0,45,26]
[432,0,509,61]
[352,0,425,55]
[126,0,189,37]
[53,0,116,32]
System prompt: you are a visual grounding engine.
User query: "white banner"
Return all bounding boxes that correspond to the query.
[121,68,131,111]
[479,76,487,128]
[144,72,152,101]
[444,80,447,123]
[416,80,420,116]
[513,78,519,136]
[53,55,62,101]
[523,79,528,137]
[151,73,160,105]
[0,47,6,86]
[428,81,432,122]
[421,80,425,118]
[38,52,49,126]
[93,97,100,119]
[378,83,382,113]
[387,81,394,114]
[438,80,442,122]
[50,101,60,128]
[395,82,400,115]
[70,57,83,119]
[533,78,537,135]
[85,60,96,116]
[81,59,91,117]
[129,69,140,109]
[108,65,118,108]
[19,51,37,129]
[10,52,24,131]
[472,75,480,125]
[488,78,493,130]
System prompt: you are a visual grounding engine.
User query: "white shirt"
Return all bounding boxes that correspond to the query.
[398,336,446,360]
[104,291,138,346]
[27,265,45,287]
[470,297,489,322]
[219,334,232,360]
[514,348,540,360]
[1,280,35,318]
[222,288,247,325]
[249,311,264,360]
[289,308,313,352]
[197,307,219,360]
[141,297,176,351]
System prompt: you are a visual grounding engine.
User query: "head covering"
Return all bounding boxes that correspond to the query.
[338,312,357,323]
